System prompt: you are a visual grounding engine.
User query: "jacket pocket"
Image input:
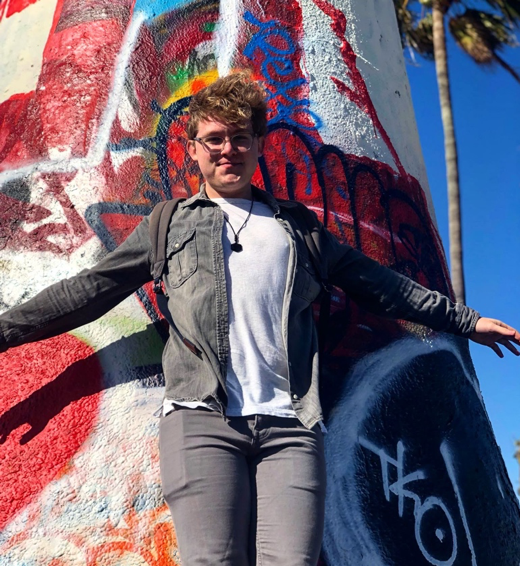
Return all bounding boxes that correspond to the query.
[292,260,321,303]
[166,228,198,287]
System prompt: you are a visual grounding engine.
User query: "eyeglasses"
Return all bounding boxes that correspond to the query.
[193,133,256,154]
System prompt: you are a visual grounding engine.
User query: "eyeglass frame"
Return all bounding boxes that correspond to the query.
[191,132,258,154]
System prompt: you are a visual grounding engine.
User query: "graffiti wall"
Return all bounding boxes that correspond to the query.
[1,0,519,564]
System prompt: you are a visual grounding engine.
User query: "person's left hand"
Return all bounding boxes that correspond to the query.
[469,317,520,358]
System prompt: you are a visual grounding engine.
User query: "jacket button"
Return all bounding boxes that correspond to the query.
[292,394,298,400]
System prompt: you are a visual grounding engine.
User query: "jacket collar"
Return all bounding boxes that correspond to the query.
[178,186,208,209]
[179,183,299,214]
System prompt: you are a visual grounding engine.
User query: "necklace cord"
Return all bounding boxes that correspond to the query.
[223,197,254,252]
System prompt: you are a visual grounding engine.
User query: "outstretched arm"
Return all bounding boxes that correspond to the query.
[470,318,520,358]
[0,216,153,352]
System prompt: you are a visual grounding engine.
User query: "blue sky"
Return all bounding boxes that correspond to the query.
[406,36,520,494]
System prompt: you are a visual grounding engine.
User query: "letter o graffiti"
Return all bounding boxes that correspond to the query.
[414,496,458,566]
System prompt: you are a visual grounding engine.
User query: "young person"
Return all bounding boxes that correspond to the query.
[0,72,518,566]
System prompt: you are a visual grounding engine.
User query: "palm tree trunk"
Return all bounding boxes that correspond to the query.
[516,441,520,497]
[432,0,466,303]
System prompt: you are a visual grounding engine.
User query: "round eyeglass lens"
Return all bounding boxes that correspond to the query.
[231,134,253,151]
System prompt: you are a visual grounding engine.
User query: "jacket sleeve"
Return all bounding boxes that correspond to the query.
[316,218,480,338]
[0,216,153,352]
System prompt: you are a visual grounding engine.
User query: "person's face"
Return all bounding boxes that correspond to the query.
[187,118,264,199]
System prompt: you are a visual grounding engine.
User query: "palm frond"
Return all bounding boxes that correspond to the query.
[393,0,416,47]
[449,9,517,63]
[393,0,436,58]
[408,15,435,58]
[483,0,520,26]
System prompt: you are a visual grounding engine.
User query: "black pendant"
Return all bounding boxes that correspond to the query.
[230,242,243,252]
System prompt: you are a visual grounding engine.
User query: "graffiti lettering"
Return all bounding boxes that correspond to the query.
[261,123,451,296]
[360,437,457,566]
[360,437,479,566]
[244,12,322,131]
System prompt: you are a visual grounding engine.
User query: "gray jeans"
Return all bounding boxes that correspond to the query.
[159,408,326,566]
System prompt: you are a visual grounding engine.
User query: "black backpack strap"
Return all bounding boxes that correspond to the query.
[286,202,332,352]
[149,198,202,359]
[286,202,329,285]
[150,199,183,291]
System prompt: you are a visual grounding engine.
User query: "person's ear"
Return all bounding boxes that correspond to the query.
[187,140,198,162]
[257,136,265,156]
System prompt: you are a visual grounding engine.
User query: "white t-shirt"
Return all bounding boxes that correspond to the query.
[215,197,295,418]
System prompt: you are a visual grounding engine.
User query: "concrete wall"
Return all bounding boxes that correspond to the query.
[1,0,519,564]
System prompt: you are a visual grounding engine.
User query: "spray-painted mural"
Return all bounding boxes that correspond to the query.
[1,0,519,564]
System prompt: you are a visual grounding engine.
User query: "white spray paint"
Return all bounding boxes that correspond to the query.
[497,475,505,499]
[440,442,478,566]
[0,11,145,186]
[215,0,244,77]
[299,0,436,223]
[90,12,146,163]
[359,436,472,566]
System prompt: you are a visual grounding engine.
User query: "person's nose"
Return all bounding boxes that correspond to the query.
[220,138,236,155]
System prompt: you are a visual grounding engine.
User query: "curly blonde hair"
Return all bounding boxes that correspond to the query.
[186,71,268,139]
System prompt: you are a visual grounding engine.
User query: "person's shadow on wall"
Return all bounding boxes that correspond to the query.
[0,324,164,445]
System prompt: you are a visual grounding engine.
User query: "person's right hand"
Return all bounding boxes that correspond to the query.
[469,317,520,358]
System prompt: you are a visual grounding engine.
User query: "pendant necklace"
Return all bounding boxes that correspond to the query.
[224,197,254,253]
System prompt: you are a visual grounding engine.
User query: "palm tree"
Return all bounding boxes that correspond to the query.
[394,0,520,304]
[516,440,520,496]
